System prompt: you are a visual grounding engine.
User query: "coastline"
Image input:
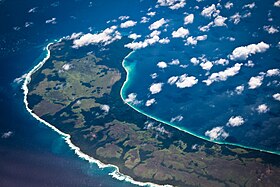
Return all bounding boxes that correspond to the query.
[22,37,280,187]
[120,50,280,156]
[22,40,172,187]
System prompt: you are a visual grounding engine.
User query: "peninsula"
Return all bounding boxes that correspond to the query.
[26,37,280,187]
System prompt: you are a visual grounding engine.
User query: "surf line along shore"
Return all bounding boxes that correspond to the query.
[22,39,171,187]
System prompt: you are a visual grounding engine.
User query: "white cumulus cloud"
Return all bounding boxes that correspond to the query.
[145,98,156,107]
[214,16,227,26]
[128,33,141,40]
[235,85,244,95]
[157,0,186,9]
[256,104,269,114]
[73,26,121,48]
[184,14,194,25]
[248,75,264,89]
[149,18,167,30]
[100,104,110,113]
[175,74,198,88]
[230,42,270,61]
[167,76,179,85]
[190,57,200,65]
[186,35,207,45]
[201,4,219,18]
[274,0,280,7]
[266,69,280,77]
[200,61,213,71]
[120,20,137,28]
[157,61,168,69]
[203,63,243,86]
[205,126,229,140]
[273,93,280,101]
[150,83,164,94]
[263,25,279,34]
[172,27,189,38]
[227,116,245,127]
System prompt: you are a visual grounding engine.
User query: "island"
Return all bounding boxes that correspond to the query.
[25,36,280,187]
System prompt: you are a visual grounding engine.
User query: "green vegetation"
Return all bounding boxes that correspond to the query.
[27,38,280,187]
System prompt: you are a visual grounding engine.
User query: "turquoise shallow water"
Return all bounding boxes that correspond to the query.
[121,51,280,155]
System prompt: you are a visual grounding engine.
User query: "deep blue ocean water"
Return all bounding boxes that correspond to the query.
[0,0,147,186]
[1,0,280,186]
[121,0,280,153]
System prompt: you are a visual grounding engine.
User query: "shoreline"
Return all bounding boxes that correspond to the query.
[120,50,280,156]
[22,39,172,187]
[22,37,280,187]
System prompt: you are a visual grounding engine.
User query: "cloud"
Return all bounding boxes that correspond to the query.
[256,104,269,114]
[203,63,243,86]
[199,22,214,32]
[62,64,72,71]
[147,12,156,17]
[128,33,141,40]
[167,76,179,85]
[149,83,164,94]
[1,131,13,139]
[157,61,168,69]
[67,32,83,40]
[213,16,227,26]
[274,0,280,7]
[46,18,57,24]
[224,2,233,9]
[186,35,207,45]
[100,104,110,113]
[172,27,189,38]
[273,93,280,101]
[170,115,183,122]
[73,26,121,48]
[243,2,255,9]
[190,57,200,65]
[213,58,229,66]
[145,98,156,107]
[235,85,244,95]
[118,16,130,21]
[141,16,150,23]
[28,7,38,13]
[248,75,264,89]
[157,0,186,9]
[124,93,142,105]
[227,116,245,127]
[244,60,254,67]
[169,59,180,65]
[184,14,194,25]
[266,69,280,77]
[175,74,198,88]
[159,37,170,44]
[125,30,166,50]
[230,13,241,24]
[201,4,219,18]
[263,25,279,34]
[120,20,137,28]
[230,42,270,61]
[205,126,229,140]
[151,73,158,79]
[200,61,213,71]
[149,18,167,30]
